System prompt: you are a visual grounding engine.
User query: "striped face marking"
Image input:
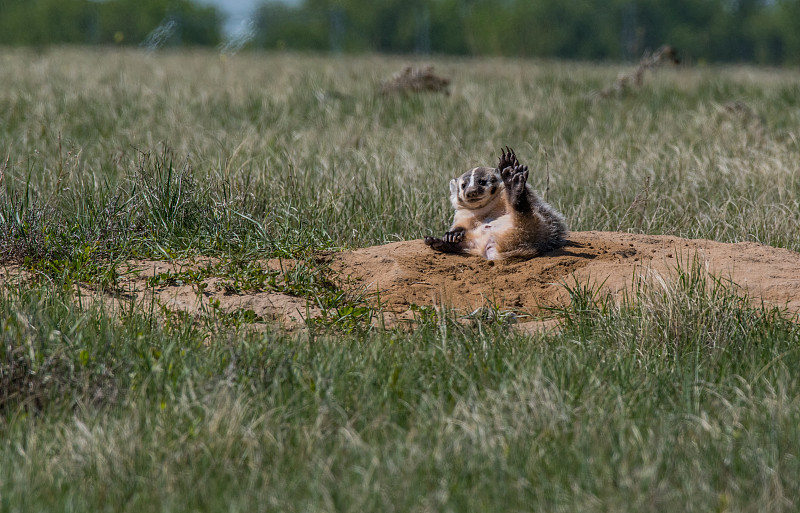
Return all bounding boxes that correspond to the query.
[457,167,501,206]
[458,168,477,192]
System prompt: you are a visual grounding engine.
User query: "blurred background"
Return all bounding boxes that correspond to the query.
[1,0,799,64]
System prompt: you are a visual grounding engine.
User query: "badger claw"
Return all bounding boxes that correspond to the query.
[443,229,465,243]
[425,232,464,254]
[497,146,519,173]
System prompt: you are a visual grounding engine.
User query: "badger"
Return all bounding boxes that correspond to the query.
[424,147,568,260]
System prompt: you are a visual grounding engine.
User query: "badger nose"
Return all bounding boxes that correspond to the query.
[466,188,482,198]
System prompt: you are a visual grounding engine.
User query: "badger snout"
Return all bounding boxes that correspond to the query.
[465,187,484,199]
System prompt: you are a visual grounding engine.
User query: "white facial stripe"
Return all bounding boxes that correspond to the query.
[468,168,477,188]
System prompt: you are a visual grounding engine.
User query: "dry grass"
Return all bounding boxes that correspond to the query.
[2,48,798,252]
[2,48,800,512]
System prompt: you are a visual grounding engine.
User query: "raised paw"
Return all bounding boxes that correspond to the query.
[512,165,529,188]
[497,146,519,174]
[508,165,532,211]
[501,163,528,188]
[509,167,529,196]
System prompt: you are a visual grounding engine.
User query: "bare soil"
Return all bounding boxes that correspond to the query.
[5,231,798,331]
[333,231,800,310]
[329,231,800,331]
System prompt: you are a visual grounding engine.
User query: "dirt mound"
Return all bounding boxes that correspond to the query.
[7,232,796,331]
[331,231,800,321]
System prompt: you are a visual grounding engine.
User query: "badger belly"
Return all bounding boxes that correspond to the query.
[474,215,515,260]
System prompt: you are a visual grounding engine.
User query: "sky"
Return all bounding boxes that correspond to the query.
[197,0,298,35]
[196,0,260,34]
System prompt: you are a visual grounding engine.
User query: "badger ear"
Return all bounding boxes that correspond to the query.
[449,179,460,208]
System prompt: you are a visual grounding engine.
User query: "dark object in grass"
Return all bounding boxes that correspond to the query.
[380,66,450,95]
[593,45,681,99]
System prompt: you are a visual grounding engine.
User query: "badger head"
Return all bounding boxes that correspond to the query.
[449,166,503,210]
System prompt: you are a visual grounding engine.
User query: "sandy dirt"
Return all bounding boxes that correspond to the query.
[4,231,798,331]
[333,231,800,310]
[328,231,800,329]
[112,258,323,330]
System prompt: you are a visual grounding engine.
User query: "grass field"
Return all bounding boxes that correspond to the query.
[2,47,800,511]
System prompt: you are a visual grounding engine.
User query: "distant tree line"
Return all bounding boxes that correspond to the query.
[0,0,222,47]
[252,0,800,64]
[2,0,800,64]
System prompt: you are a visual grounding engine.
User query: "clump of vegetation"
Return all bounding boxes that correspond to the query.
[380,66,451,95]
[0,149,201,285]
[592,44,681,99]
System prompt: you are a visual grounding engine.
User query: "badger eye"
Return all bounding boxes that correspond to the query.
[478,179,487,186]
[461,182,467,189]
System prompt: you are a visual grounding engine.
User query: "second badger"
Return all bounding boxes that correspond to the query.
[424,148,568,260]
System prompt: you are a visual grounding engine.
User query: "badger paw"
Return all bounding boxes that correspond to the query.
[501,163,528,188]
[424,234,463,253]
[442,229,465,243]
[500,164,531,212]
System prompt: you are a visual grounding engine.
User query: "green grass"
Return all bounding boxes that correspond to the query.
[1,48,800,511]
[2,264,799,512]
